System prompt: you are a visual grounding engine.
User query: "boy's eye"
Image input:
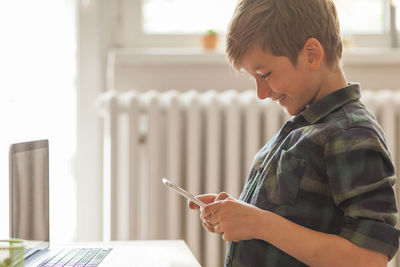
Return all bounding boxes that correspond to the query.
[260,72,271,79]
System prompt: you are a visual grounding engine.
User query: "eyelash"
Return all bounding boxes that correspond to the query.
[260,72,271,79]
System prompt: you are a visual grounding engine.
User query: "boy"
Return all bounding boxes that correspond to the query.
[189,0,400,266]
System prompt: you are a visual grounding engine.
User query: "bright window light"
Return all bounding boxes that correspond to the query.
[335,0,385,34]
[142,0,236,34]
[142,0,386,35]
[0,1,76,242]
[396,0,400,31]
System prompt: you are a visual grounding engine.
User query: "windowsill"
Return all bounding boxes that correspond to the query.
[342,47,400,65]
[112,48,229,66]
[111,47,400,67]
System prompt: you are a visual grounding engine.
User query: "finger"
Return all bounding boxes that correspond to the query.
[200,214,214,224]
[188,200,200,210]
[200,213,215,229]
[205,214,219,225]
[202,221,215,233]
[204,220,215,230]
[196,194,218,204]
[203,201,223,218]
[213,223,224,234]
[215,192,230,201]
[189,194,217,210]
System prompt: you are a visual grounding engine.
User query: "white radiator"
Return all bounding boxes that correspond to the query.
[97,89,400,267]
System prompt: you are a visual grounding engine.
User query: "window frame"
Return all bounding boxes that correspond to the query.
[118,0,399,49]
[119,0,203,48]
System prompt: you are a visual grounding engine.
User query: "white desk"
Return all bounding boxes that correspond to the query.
[26,240,201,267]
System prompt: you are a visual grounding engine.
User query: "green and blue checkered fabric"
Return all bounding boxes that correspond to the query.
[225,84,400,266]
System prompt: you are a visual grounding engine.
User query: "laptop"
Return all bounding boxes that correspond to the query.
[9,140,200,267]
[9,139,112,266]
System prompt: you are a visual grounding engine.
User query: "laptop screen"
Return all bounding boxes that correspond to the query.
[9,140,49,249]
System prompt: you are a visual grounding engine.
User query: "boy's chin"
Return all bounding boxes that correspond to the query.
[284,106,302,116]
[283,107,296,116]
[282,101,309,116]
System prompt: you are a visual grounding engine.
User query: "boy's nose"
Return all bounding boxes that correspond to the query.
[256,79,271,100]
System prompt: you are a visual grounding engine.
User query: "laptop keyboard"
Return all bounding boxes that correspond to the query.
[37,248,112,267]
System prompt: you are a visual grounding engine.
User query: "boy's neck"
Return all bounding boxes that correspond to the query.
[315,63,347,102]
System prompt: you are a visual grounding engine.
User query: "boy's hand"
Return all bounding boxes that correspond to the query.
[202,197,265,242]
[188,192,230,210]
[188,192,231,233]
[188,193,216,210]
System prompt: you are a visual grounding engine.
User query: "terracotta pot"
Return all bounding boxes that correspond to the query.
[201,34,218,50]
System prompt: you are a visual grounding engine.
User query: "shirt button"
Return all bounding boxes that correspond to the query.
[225,256,231,265]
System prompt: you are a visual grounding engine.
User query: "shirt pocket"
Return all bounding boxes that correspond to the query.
[256,149,306,206]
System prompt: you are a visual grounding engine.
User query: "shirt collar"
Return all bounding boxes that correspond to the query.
[297,83,361,124]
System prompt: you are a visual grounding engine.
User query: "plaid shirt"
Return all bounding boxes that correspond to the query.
[225,84,400,267]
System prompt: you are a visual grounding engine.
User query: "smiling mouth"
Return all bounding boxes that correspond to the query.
[273,95,285,103]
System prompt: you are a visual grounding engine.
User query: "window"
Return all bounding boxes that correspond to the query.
[130,0,399,48]
[335,0,385,34]
[0,1,76,242]
[142,0,236,34]
[396,0,400,30]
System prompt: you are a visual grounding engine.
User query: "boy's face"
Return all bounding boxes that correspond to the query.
[240,46,320,115]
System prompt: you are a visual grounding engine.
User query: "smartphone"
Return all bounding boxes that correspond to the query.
[162,178,206,208]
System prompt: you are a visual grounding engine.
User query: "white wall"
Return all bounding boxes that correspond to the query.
[76,0,119,241]
[110,49,400,93]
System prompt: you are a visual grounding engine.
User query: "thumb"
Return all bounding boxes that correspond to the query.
[215,192,230,201]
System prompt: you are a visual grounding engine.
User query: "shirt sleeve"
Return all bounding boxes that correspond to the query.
[324,126,400,260]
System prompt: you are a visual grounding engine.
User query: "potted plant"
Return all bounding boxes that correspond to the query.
[201,29,218,50]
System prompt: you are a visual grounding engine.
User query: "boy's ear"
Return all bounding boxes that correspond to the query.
[302,38,324,71]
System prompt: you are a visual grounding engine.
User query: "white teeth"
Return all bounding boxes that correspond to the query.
[277,95,285,104]
[274,95,284,102]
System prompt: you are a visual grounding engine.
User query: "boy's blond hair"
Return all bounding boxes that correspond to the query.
[226,0,343,70]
